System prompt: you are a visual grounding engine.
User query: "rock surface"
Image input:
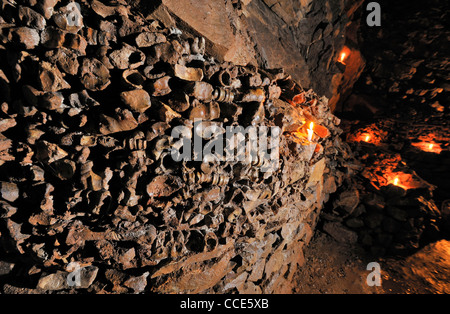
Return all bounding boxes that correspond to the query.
[0,0,357,295]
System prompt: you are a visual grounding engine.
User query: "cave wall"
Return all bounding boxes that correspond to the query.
[0,0,359,294]
[142,0,366,110]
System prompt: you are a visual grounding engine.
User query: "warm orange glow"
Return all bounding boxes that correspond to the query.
[338,46,351,65]
[355,133,375,144]
[307,122,314,141]
[411,141,442,154]
[386,172,422,190]
[393,177,399,186]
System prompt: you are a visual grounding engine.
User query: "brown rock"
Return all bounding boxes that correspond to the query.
[80,58,111,91]
[155,250,235,293]
[118,248,137,270]
[63,33,87,54]
[52,2,84,33]
[187,81,214,102]
[149,42,179,64]
[36,0,60,19]
[219,102,242,121]
[161,0,255,65]
[268,84,282,100]
[323,175,337,194]
[135,32,166,47]
[91,0,126,18]
[241,88,265,103]
[6,219,30,253]
[38,61,71,92]
[333,188,359,214]
[147,175,180,198]
[122,69,146,89]
[45,48,80,75]
[0,118,16,133]
[0,137,14,162]
[0,200,17,218]
[159,103,181,123]
[9,27,40,49]
[306,158,326,188]
[264,251,284,278]
[124,272,149,293]
[36,272,67,290]
[109,44,145,70]
[41,26,87,54]
[166,93,190,113]
[18,6,47,30]
[323,221,358,244]
[37,265,98,290]
[40,26,66,48]
[149,76,171,96]
[244,1,310,86]
[99,109,139,135]
[0,182,19,203]
[120,89,151,113]
[52,159,76,180]
[188,102,208,120]
[41,92,64,111]
[174,64,204,81]
[35,141,68,163]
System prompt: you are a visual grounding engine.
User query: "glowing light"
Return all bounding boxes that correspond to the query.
[338,46,351,65]
[411,141,442,154]
[365,135,370,142]
[307,122,314,142]
[393,177,399,186]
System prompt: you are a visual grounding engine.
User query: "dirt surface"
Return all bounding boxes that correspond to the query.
[293,230,450,294]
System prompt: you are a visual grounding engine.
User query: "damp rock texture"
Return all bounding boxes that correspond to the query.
[0,0,353,294]
[134,0,366,111]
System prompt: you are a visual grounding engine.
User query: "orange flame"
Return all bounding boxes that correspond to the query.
[338,47,351,65]
[411,141,442,154]
[365,135,370,142]
[393,177,399,186]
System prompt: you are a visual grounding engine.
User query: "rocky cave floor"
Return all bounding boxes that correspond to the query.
[293,231,450,294]
[293,0,450,294]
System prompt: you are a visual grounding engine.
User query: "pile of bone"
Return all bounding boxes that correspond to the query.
[0,0,353,294]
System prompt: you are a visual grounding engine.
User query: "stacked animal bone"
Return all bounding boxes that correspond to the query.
[0,0,354,293]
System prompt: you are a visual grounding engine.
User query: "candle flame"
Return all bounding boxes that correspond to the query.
[411,141,442,154]
[365,135,370,142]
[338,46,351,65]
[393,177,399,186]
[309,122,314,130]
